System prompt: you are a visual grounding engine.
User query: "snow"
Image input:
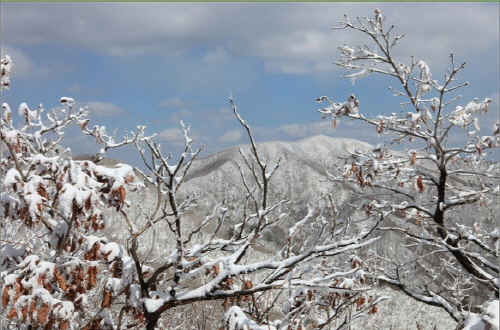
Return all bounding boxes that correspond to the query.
[33,261,56,279]
[32,154,61,171]
[463,314,484,330]
[33,288,55,304]
[481,300,499,330]
[17,255,41,272]
[2,273,18,286]
[105,277,123,293]
[3,168,22,188]
[0,244,26,270]
[54,300,75,319]
[1,55,14,90]
[187,244,205,257]
[127,284,142,309]
[60,97,75,106]
[121,255,136,283]
[417,61,431,78]
[143,291,171,313]
[83,235,106,251]
[143,297,165,313]
[58,183,85,217]
[345,68,371,85]
[93,163,140,191]
[100,242,125,261]
[25,192,44,219]
[462,301,499,330]
[224,306,277,330]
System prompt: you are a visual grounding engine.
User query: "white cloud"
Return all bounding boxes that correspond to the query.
[278,121,339,139]
[278,124,309,138]
[3,3,496,75]
[203,108,236,124]
[64,83,82,94]
[157,109,195,126]
[158,97,198,108]
[62,83,103,97]
[272,119,381,145]
[157,128,184,142]
[219,107,232,116]
[203,47,231,63]
[363,4,499,70]
[218,130,242,143]
[0,45,49,78]
[85,101,126,117]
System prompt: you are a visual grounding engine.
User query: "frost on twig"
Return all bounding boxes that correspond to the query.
[319,10,499,324]
[1,55,14,90]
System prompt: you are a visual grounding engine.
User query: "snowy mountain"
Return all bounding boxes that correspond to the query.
[178,135,461,329]
[182,135,372,212]
[104,135,473,329]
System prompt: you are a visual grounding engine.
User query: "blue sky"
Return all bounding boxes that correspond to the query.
[1,2,499,167]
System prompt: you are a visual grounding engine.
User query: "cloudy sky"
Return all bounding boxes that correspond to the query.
[1,2,499,166]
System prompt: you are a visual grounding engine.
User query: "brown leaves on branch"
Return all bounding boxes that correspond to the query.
[37,303,50,324]
[87,266,98,289]
[102,289,112,309]
[84,242,101,261]
[54,267,67,291]
[416,176,425,192]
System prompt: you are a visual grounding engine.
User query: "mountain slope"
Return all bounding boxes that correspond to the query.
[108,134,457,329]
[182,135,373,208]
[176,134,457,329]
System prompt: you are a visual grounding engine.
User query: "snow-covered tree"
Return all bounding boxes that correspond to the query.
[1,56,384,330]
[317,9,499,328]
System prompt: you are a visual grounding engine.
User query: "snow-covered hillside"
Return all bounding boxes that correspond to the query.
[105,134,480,329]
[179,135,462,329]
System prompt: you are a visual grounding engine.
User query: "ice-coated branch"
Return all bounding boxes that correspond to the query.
[318,10,500,322]
[1,55,14,90]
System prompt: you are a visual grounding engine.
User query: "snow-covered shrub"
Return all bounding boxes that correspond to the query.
[317,9,499,327]
[1,56,384,330]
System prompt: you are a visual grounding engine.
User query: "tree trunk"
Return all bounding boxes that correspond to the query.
[145,311,162,330]
[434,166,499,297]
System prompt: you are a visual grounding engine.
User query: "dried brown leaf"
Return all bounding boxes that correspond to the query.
[54,267,67,291]
[84,243,100,261]
[102,289,112,308]
[38,183,48,199]
[214,264,220,276]
[81,119,89,131]
[6,307,17,319]
[30,299,36,314]
[60,320,69,330]
[357,296,366,309]
[87,266,97,289]
[85,197,92,211]
[22,304,28,321]
[119,186,126,200]
[37,303,50,324]
[2,286,10,308]
[416,176,424,192]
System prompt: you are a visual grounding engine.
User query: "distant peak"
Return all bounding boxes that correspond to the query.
[298,134,371,146]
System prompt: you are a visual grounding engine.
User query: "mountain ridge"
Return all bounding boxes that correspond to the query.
[174,134,458,329]
[185,134,375,184]
[106,134,459,329]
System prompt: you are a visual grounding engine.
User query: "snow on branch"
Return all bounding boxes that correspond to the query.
[319,10,500,324]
